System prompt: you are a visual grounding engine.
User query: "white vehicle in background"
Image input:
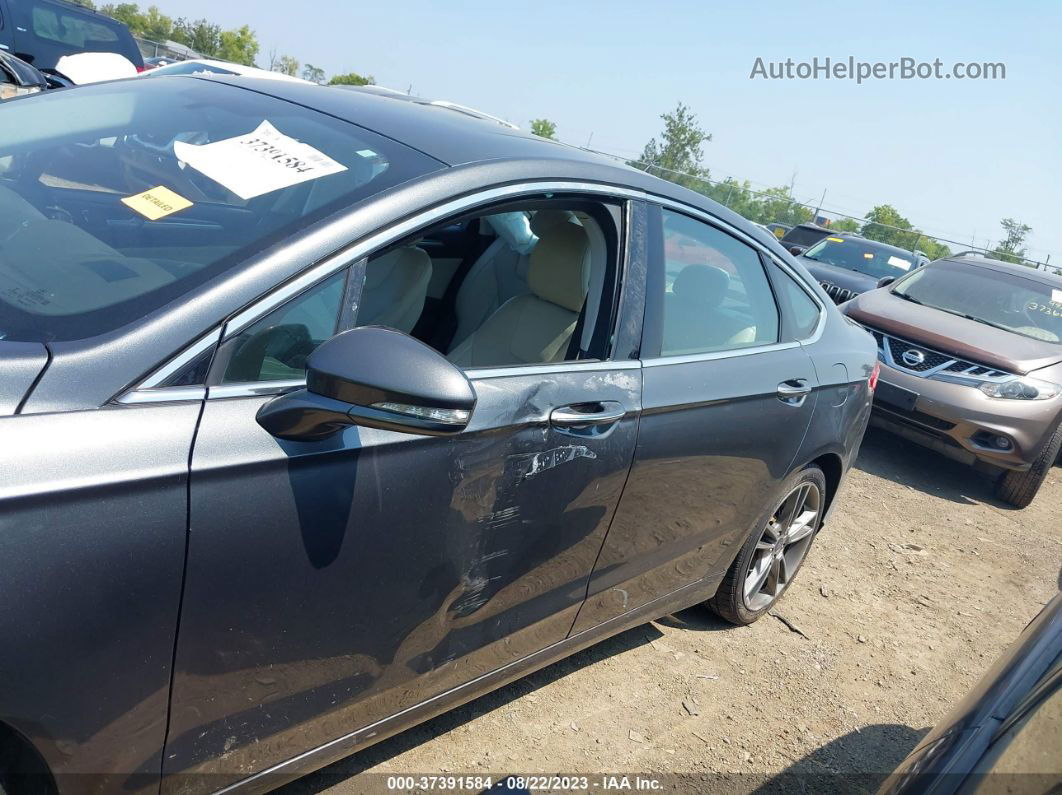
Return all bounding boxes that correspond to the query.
[140,58,312,83]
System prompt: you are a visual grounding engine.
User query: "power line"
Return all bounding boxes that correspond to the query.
[584,148,1057,270]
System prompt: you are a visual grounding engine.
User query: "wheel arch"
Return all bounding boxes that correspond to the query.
[807,451,844,521]
[0,719,56,795]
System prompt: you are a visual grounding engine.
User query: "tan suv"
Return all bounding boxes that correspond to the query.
[842,254,1062,507]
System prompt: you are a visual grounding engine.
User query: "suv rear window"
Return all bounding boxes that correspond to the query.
[15,0,142,65]
[781,226,829,247]
[0,78,441,342]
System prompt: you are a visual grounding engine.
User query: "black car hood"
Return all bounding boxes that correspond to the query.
[0,342,48,415]
[798,258,880,293]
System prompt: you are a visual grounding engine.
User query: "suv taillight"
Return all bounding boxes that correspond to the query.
[868,361,880,392]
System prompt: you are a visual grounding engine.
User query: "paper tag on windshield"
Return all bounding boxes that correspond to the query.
[1052,289,1062,305]
[173,121,347,200]
[121,186,193,220]
[887,256,912,271]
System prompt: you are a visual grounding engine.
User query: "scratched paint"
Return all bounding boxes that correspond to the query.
[517,445,598,479]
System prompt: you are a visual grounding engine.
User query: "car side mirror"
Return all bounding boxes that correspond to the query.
[256,327,476,441]
[876,276,896,288]
[788,245,804,256]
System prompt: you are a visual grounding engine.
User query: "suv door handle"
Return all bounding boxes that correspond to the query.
[777,380,812,407]
[550,401,626,428]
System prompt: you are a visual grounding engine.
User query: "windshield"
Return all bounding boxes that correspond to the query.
[0,78,440,342]
[892,261,1062,344]
[803,237,914,279]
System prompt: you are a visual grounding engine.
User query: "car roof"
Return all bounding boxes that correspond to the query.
[185,76,788,251]
[940,254,1062,284]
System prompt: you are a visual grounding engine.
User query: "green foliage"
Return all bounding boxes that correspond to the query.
[70,0,97,8]
[529,119,557,140]
[96,3,258,64]
[273,55,300,78]
[859,204,950,259]
[217,25,258,66]
[173,18,221,57]
[328,72,374,86]
[301,63,326,84]
[631,102,711,190]
[830,218,861,233]
[990,218,1032,264]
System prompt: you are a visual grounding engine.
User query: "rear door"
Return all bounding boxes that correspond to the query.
[163,191,644,792]
[574,204,821,630]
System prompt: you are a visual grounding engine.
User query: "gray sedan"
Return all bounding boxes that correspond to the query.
[0,76,876,795]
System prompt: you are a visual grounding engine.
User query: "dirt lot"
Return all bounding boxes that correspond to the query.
[283,428,1062,794]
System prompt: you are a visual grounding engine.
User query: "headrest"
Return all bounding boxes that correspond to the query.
[528,222,589,312]
[530,209,577,236]
[672,264,730,308]
[365,246,431,288]
[485,212,537,255]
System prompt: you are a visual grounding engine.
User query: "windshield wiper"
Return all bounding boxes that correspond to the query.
[892,292,924,305]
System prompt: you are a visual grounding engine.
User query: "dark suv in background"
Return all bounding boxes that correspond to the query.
[798,234,927,304]
[0,0,143,71]
[779,222,833,255]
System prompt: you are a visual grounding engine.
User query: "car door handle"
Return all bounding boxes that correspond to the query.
[550,401,627,427]
[777,380,812,406]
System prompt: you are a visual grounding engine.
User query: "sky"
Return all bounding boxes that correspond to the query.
[157,0,1061,262]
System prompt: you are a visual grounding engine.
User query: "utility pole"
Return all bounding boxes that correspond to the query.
[813,188,826,225]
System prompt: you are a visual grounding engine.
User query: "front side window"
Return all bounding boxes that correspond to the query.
[0,77,440,343]
[218,271,347,383]
[659,210,780,356]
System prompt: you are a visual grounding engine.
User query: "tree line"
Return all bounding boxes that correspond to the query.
[72,1,372,85]
[532,104,1034,265]
[57,9,1040,264]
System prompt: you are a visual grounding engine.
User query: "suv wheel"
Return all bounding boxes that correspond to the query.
[995,424,1062,508]
[708,466,826,625]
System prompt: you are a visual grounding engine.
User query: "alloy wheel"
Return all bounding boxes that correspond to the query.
[743,482,823,611]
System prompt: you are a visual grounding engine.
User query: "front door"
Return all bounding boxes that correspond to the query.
[163,197,643,790]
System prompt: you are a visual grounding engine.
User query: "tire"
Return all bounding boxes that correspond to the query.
[995,423,1062,508]
[708,465,827,626]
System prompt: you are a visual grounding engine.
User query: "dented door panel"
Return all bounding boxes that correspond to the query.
[164,366,640,791]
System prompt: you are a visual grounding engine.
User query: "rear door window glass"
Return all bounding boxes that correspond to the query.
[659,210,780,355]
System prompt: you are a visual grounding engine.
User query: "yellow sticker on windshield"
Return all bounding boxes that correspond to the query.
[827,237,845,242]
[121,186,193,221]
[864,252,874,259]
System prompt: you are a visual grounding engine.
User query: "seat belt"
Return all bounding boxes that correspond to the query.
[564,298,589,361]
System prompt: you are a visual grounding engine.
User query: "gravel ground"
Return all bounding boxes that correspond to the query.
[282,427,1062,795]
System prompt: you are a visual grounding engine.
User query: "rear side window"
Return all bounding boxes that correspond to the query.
[659,209,780,356]
[30,4,118,47]
[772,266,822,340]
[0,78,441,343]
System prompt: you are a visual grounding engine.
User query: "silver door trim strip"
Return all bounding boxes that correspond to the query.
[117,385,207,404]
[208,380,306,400]
[642,340,801,367]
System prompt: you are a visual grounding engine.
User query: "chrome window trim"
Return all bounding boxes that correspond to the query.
[120,179,826,403]
[197,361,643,401]
[115,327,221,404]
[642,341,801,368]
[118,385,207,404]
[208,380,307,400]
